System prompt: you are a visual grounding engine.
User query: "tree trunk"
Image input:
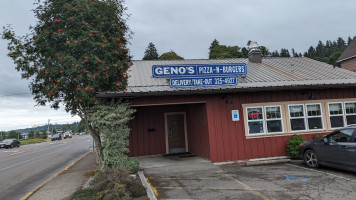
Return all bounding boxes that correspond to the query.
[87,124,103,164]
[81,109,103,165]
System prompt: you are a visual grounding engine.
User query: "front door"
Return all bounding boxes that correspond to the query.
[166,114,186,154]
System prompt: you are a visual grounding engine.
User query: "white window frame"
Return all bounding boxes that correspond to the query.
[328,102,345,129]
[288,104,307,132]
[305,103,324,131]
[344,101,356,126]
[246,106,265,135]
[264,105,284,134]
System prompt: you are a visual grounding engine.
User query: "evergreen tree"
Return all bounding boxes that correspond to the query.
[142,42,159,60]
[271,50,280,57]
[280,48,290,57]
[315,41,325,57]
[2,0,132,163]
[348,36,353,45]
[260,46,270,57]
[241,47,248,58]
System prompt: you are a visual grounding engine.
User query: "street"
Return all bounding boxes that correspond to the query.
[0,135,93,200]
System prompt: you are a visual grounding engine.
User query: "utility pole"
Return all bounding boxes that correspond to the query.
[47,119,51,135]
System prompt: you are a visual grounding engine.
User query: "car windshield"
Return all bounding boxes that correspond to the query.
[2,139,12,143]
[53,134,59,137]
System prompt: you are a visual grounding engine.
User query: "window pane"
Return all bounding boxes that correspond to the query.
[308,117,323,129]
[345,102,356,114]
[307,104,321,116]
[289,105,304,117]
[248,121,264,134]
[267,120,282,133]
[346,115,356,125]
[329,129,354,143]
[330,116,344,128]
[247,107,263,120]
[291,119,306,131]
[329,103,343,115]
[266,106,281,119]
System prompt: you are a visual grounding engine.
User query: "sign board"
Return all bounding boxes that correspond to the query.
[152,63,247,78]
[232,110,240,121]
[170,76,237,88]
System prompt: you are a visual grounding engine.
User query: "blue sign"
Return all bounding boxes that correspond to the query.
[170,76,237,88]
[232,110,240,121]
[152,63,247,77]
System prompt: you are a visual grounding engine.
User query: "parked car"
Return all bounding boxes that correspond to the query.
[299,126,356,172]
[0,139,20,148]
[51,133,62,141]
[63,132,72,139]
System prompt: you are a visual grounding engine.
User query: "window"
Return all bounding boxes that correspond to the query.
[345,102,356,125]
[289,104,306,131]
[328,103,344,128]
[265,106,283,133]
[243,98,356,138]
[247,107,264,134]
[246,106,283,135]
[329,129,355,143]
[306,103,323,130]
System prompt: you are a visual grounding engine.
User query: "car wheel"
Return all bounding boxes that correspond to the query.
[304,149,319,168]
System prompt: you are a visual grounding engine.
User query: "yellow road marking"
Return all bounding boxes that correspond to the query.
[222,173,272,200]
[155,186,251,190]
[149,177,219,180]
[21,151,92,200]
[146,177,159,197]
[0,148,41,159]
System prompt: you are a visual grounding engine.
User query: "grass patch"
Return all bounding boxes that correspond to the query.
[20,138,49,145]
[71,169,148,200]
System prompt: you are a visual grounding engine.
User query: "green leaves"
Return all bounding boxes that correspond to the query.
[2,0,132,115]
[88,99,136,171]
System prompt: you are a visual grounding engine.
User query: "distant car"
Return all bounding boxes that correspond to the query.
[0,139,20,148]
[63,132,72,139]
[299,126,356,172]
[51,134,62,141]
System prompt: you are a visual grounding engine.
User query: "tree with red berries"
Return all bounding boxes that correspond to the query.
[2,0,131,163]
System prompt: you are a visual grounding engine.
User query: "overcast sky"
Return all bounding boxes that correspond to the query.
[1,0,356,131]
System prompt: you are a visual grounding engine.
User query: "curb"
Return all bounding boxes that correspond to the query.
[20,151,93,200]
[138,171,157,200]
[246,158,291,166]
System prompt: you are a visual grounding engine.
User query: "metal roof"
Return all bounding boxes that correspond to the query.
[97,57,356,98]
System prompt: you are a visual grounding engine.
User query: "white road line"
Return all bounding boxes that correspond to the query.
[0,148,65,171]
[286,164,356,182]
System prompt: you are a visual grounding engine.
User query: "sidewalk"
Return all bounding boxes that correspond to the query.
[25,151,97,200]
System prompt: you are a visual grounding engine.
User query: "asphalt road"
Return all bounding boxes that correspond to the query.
[0,135,93,200]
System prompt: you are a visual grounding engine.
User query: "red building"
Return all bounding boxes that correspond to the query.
[338,36,356,71]
[99,46,356,163]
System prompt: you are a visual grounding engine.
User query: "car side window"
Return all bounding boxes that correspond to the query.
[329,129,355,143]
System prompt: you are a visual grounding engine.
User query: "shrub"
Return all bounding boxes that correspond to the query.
[126,158,140,174]
[286,135,305,159]
[126,180,147,197]
[20,138,48,145]
[72,188,95,200]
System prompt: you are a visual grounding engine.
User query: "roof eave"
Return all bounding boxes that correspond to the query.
[96,83,356,98]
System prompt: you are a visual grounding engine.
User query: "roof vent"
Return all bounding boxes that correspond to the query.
[248,41,262,63]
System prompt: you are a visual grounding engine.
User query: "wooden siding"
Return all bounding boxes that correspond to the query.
[128,104,188,157]
[129,88,356,162]
[186,103,210,159]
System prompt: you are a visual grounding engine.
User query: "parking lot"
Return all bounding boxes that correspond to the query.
[222,160,356,200]
[139,156,356,200]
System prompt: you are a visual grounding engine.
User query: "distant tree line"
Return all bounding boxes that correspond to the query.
[142,36,354,66]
